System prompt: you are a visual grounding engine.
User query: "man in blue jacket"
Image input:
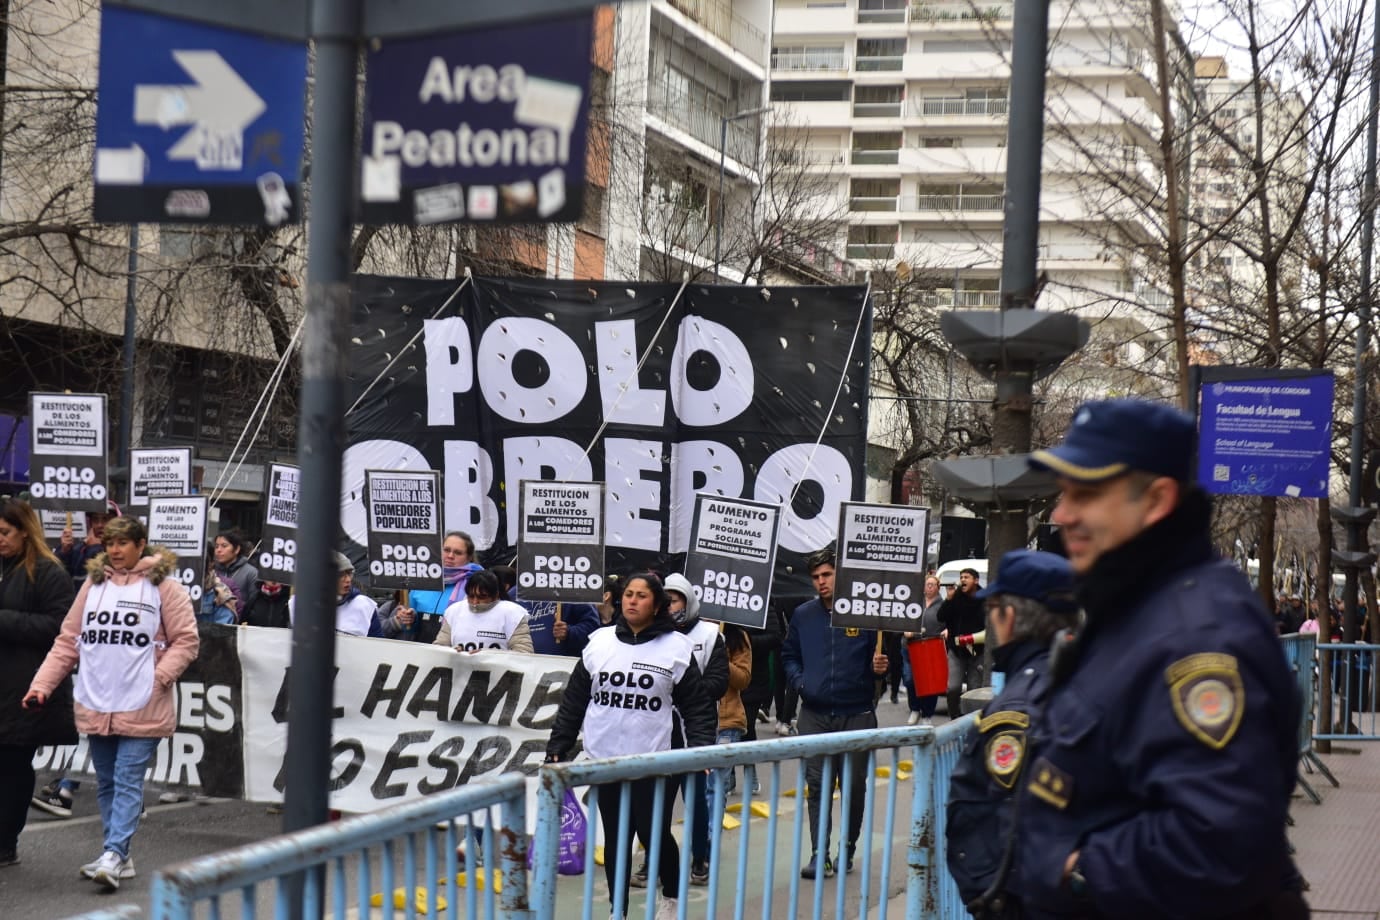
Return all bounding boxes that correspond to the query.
[782,547,889,880]
[1012,398,1307,919]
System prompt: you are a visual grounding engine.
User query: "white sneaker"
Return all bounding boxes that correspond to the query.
[158,791,186,804]
[655,896,679,920]
[90,851,130,890]
[775,721,792,736]
[81,853,136,880]
[906,711,921,726]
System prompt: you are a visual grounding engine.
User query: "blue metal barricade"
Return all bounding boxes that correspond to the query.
[1314,642,1380,741]
[141,719,975,920]
[1279,632,1338,804]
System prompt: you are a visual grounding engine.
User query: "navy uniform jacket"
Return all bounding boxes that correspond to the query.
[781,597,878,717]
[947,639,1050,908]
[1013,500,1300,919]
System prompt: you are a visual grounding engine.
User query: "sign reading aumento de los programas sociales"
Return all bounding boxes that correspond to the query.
[340,276,872,598]
[358,13,593,226]
[1196,368,1334,499]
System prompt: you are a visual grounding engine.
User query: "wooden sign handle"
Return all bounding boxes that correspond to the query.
[876,632,885,655]
[555,603,564,624]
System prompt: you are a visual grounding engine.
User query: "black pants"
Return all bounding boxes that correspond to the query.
[796,707,875,856]
[0,743,38,853]
[598,776,680,906]
[772,653,799,724]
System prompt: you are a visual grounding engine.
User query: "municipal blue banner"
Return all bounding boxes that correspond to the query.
[1197,372,1334,498]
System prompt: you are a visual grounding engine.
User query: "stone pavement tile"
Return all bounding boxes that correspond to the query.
[1291,742,1380,917]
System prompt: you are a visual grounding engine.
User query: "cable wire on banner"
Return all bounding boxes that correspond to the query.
[577,271,691,460]
[787,273,873,507]
[345,269,473,418]
[206,316,306,509]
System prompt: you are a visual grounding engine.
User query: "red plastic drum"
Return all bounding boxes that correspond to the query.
[908,637,948,697]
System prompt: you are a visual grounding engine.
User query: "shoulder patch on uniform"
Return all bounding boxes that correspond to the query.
[1165,652,1244,750]
[974,709,1030,733]
[984,731,1025,789]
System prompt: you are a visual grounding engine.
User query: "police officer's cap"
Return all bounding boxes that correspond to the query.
[976,550,1077,612]
[1028,398,1195,483]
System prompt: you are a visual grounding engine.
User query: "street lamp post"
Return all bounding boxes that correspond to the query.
[715,105,771,280]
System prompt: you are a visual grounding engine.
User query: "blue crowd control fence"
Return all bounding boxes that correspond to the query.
[1280,632,1337,803]
[1313,642,1380,742]
[128,718,973,920]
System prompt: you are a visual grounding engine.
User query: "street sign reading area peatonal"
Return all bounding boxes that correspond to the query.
[93,6,308,225]
[359,13,594,226]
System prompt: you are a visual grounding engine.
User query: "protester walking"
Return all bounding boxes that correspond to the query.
[24,516,198,891]
[0,499,77,865]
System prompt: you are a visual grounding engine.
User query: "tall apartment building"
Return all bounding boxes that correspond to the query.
[768,0,1177,331]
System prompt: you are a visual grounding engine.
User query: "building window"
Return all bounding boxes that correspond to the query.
[770,80,851,102]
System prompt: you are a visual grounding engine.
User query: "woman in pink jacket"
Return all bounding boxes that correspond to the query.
[23,516,198,891]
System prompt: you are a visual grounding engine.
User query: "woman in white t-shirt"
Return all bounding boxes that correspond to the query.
[287,552,379,636]
[544,573,717,919]
[432,570,532,652]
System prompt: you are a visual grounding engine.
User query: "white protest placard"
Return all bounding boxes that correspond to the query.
[516,480,604,603]
[683,494,781,629]
[831,502,930,631]
[28,392,109,512]
[147,495,209,603]
[365,469,442,590]
[129,447,193,507]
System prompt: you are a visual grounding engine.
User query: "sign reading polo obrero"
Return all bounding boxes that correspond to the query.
[358,13,593,225]
[340,276,872,598]
[830,501,930,630]
[365,469,443,590]
[147,495,209,603]
[517,480,604,603]
[256,461,300,584]
[682,494,781,629]
[27,392,109,513]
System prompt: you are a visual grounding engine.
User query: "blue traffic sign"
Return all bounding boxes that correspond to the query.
[94,6,308,225]
[359,12,594,226]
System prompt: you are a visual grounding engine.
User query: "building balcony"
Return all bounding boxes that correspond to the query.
[911,97,1009,117]
[647,86,760,167]
[771,50,847,72]
[852,148,901,165]
[856,55,905,72]
[663,0,768,63]
[901,193,1004,212]
[859,0,909,24]
[850,195,900,212]
[854,101,904,118]
[847,242,897,260]
[910,0,1013,23]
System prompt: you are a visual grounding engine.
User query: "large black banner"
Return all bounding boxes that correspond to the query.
[342,276,872,598]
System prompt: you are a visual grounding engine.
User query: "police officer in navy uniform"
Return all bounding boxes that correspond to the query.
[1013,398,1308,919]
[946,550,1079,918]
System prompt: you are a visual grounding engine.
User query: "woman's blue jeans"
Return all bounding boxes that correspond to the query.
[88,735,159,859]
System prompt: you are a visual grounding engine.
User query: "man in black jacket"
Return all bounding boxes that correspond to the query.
[938,567,986,717]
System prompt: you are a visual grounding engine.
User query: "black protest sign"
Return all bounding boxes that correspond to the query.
[257,462,300,584]
[365,469,443,590]
[340,276,871,599]
[28,393,109,512]
[516,479,604,603]
[831,502,930,631]
[147,496,209,605]
[130,447,192,507]
[683,494,780,629]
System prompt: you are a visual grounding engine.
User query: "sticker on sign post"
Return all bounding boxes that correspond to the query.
[516,480,604,603]
[682,494,781,629]
[147,495,209,604]
[831,502,930,631]
[28,393,109,513]
[365,470,443,590]
[257,462,300,585]
[130,447,193,507]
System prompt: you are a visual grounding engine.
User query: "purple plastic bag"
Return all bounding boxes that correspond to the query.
[528,789,587,875]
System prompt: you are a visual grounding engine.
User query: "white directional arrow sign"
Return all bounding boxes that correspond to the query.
[132,50,265,170]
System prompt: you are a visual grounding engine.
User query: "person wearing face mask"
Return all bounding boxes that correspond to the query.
[388,531,483,643]
[288,552,380,637]
[432,570,533,652]
[242,579,291,629]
